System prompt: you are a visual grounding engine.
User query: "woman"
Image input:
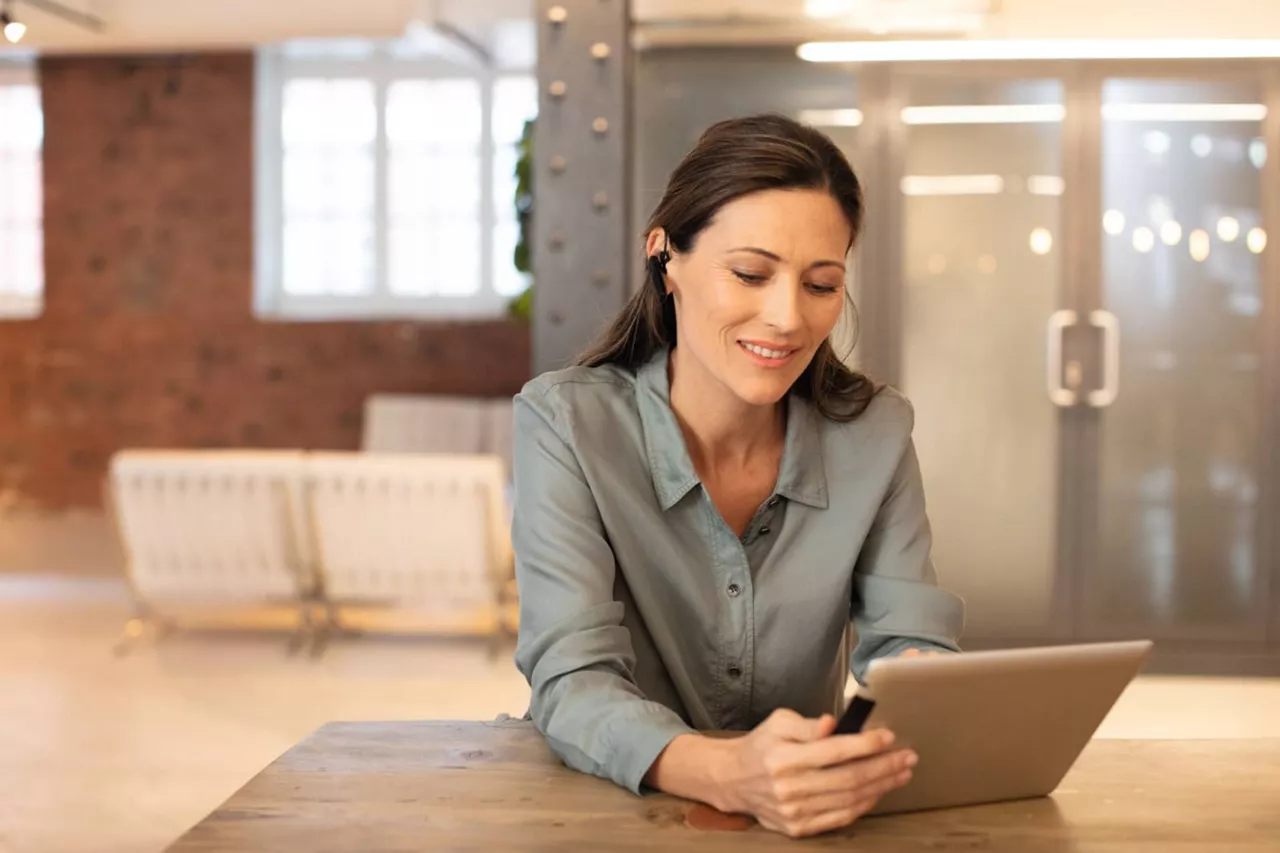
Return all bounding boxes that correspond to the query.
[511,114,964,838]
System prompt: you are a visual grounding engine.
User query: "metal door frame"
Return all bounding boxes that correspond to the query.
[1069,60,1279,644]
[856,59,1085,643]
[854,58,1280,647]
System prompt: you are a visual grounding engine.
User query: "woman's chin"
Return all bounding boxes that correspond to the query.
[728,375,795,408]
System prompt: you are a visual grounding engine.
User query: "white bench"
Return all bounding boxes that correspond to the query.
[107,448,515,655]
[107,450,316,652]
[303,451,515,653]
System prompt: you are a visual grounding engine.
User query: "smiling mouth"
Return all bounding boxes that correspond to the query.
[738,341,798,362]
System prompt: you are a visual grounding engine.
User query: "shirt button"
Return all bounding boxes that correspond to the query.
[759,526,771,536]
[727,666,742,679]
[767,497,780,508]
[727,583,741,597]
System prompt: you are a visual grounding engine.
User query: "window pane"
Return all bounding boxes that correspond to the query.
[9,227,42,296]
[387,223,431,296]
[492,219,529,297]
[0,85,42,150]
[388,222,480,296]
[284,151,374,218]
[492,147,519,212]
[386,80,482,145]
[284,221,374,296]
[429,224,480,296]
[390,152,480,218]
[492,75,536,299]
[0,82,43,304]
[493,77,537,146]
[280,77,377,298]
[282,79,377,147]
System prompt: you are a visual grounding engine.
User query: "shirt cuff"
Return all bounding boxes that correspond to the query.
[614,710,694,796]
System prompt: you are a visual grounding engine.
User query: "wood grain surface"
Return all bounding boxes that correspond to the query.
[169,721,1280,852]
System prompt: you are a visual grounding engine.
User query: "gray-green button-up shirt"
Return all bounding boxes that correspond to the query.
[512,348,964,795]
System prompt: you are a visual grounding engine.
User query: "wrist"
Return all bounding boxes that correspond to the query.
[645,733,739,811]
[703,735,741,813]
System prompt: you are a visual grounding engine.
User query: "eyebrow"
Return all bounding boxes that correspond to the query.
[728,246,846,272]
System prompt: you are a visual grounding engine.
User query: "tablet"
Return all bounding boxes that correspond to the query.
[837,640,1153,815]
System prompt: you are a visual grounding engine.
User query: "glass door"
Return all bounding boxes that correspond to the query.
[894,74,1072,639]
[1078,75,1272,643]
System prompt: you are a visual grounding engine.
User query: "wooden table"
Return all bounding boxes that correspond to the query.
[169,721,1280,851]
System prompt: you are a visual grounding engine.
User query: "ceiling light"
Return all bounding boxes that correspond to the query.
[1247,228,1267,254]
[797,108,864,128]
[900,174,1004,196]
[798,39,1280,63]
[1,10,25,43]
[1189,229,1211,262]
[1132,227,1156,253]
[1103,210,1126,236]
[900,104,1065,125]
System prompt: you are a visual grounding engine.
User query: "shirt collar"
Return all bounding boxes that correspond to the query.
[635,348,829,512]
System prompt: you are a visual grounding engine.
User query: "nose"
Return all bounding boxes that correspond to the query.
[761,275,803,334]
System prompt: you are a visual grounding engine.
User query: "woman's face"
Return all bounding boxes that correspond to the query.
[658,188,851,408]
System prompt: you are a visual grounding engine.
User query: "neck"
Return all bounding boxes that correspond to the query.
[667,345,785,472]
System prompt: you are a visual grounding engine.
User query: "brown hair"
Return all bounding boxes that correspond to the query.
[575,113,878,421]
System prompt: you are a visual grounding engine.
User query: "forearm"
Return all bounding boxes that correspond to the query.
[643,733,738,810]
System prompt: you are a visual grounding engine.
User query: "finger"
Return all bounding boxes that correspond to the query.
[774,728,899,772]
[900,648,922,658]
[777,768,915,836]
[783,805,863,839]
[776,752,916,802]
[761,709,835,743]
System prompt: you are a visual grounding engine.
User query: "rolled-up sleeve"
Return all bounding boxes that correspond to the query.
[511,388,692,794]
[850,432,966,682]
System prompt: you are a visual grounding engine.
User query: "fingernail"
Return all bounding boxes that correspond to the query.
[881,731,895,747]
[905,751,919,767]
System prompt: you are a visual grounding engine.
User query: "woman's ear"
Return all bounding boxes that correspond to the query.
[644,228,667,260]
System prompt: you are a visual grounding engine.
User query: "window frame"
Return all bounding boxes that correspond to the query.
[0,60,43,321]
[254,45,532,321]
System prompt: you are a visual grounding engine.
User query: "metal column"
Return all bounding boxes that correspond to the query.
[533,0,631,374]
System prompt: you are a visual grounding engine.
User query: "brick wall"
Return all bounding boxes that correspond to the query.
[0,53,531,509]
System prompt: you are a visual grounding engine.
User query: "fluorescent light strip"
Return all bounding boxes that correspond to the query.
[901,104,1065,125]
[901,174,1004,196]
[1027,175,1066,196]
[1102,103,1267,122]
[797,108,864,127]
[898,103,1264,126]
[798,39,1280,63]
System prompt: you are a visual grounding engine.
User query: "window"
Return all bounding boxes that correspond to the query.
[0,64,42,319]
[255,42,537,320]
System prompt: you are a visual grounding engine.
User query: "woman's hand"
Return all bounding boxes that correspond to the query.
[899,647,943,659]
[710,709,916,838]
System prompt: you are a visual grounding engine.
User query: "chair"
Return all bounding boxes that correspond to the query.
[302,452,515,654]
[106,450,315,653]
[361,394,488,455]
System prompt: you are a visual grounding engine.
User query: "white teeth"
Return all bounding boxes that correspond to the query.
[742,342,790,360]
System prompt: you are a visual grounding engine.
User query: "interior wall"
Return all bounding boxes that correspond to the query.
[0,53,530,510]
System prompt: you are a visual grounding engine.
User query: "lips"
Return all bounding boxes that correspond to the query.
[738,340,798,367]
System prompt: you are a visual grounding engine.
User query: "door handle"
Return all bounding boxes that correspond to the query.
[1087,309,1120,407]
[1046,309,1079,407]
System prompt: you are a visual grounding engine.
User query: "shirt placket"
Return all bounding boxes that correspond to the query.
[714,493,784,730]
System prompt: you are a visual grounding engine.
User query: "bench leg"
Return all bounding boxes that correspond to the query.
[112,602,173,656]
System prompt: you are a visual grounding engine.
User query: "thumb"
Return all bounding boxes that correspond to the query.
[763,708,836,742]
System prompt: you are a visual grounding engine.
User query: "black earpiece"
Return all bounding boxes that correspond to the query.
[648,240,671,299]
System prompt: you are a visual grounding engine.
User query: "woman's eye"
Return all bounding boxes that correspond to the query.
[733,270,767,285]
[806,282,841,295]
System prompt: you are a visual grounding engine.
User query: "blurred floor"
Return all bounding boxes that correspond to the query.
[0,572,530,853]
[1,514,1279,853]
